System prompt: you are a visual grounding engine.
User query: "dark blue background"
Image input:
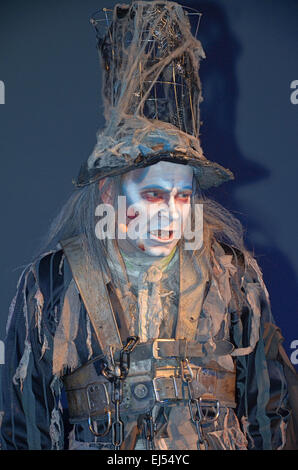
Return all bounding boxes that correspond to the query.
[0,0,297,369]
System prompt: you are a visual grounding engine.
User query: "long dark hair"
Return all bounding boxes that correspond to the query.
[37,173,248,277]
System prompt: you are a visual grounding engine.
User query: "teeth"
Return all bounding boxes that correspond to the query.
[151,230,172,240]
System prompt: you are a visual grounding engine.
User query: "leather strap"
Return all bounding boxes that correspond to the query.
[131,338,234,361]
[60,235,123,359]
[175,246,210,341]
[64,360,236,423]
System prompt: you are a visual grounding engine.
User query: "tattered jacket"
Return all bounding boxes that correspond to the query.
[0,238,296,450]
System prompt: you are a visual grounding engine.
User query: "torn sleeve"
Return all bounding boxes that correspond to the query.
[230,256,292,450]
[0,252,66,450]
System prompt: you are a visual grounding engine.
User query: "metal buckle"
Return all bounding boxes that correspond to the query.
[88,409,112,437]
[152,339,175,359]
[86,382,109,412]
[87,382,112,437]
[153,376,179,402]
[199,397,220,422]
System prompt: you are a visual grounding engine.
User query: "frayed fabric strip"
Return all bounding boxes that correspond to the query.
[52,279,81,376]
[12,340,32,392]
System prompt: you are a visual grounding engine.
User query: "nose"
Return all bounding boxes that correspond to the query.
[168,192,179,221]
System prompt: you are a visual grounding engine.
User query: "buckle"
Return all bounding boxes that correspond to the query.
[153,376,179,402]
[86,382,110,413]
[87,381,112,437]
[152,339,176,359]
[88,410,112,437]
[199,396,220,422]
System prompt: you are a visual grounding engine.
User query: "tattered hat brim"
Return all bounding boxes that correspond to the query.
[75,151,234,190]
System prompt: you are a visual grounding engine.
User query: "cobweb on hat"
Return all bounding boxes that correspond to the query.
[75,2,234,190]
[91,1,204,137]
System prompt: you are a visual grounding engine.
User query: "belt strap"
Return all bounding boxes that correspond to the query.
[64,359,236,424]
[175,246,210,341]
[60,236,123,359]
[132,338,234,361]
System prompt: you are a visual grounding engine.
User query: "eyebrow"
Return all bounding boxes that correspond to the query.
[140,185,193,191]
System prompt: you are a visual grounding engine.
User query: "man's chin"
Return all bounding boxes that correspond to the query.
[137,240,178,257]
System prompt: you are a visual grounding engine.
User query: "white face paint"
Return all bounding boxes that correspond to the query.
[119,161,194,256]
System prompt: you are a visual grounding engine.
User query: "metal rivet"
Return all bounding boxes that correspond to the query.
[134,383,149,399]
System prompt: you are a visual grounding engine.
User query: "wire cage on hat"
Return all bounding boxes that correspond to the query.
[90,1,204,137]
[75,1,234,190]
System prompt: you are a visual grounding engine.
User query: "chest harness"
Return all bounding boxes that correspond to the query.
[61,236,237,450]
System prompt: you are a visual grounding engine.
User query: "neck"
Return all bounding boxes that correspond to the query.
[118,238,177,273]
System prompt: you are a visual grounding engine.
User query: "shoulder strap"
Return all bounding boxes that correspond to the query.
[60,235,123,359]
[175,245,210,340]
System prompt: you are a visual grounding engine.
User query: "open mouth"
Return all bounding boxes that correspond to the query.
[149,229,174,241]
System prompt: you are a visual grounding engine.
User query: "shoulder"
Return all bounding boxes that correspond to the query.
[33,248,66,298]
[217,240,268,286]
[217,241,273,325]
[211,239,271,310]
[9,248,68,331]
[15,248,67,302]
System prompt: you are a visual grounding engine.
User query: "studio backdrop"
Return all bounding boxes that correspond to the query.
[0,0,297,392]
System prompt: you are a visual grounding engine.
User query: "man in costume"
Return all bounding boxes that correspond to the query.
[1,1,297,450]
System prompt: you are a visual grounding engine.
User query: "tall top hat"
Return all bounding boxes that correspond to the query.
[75,1,234,190]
